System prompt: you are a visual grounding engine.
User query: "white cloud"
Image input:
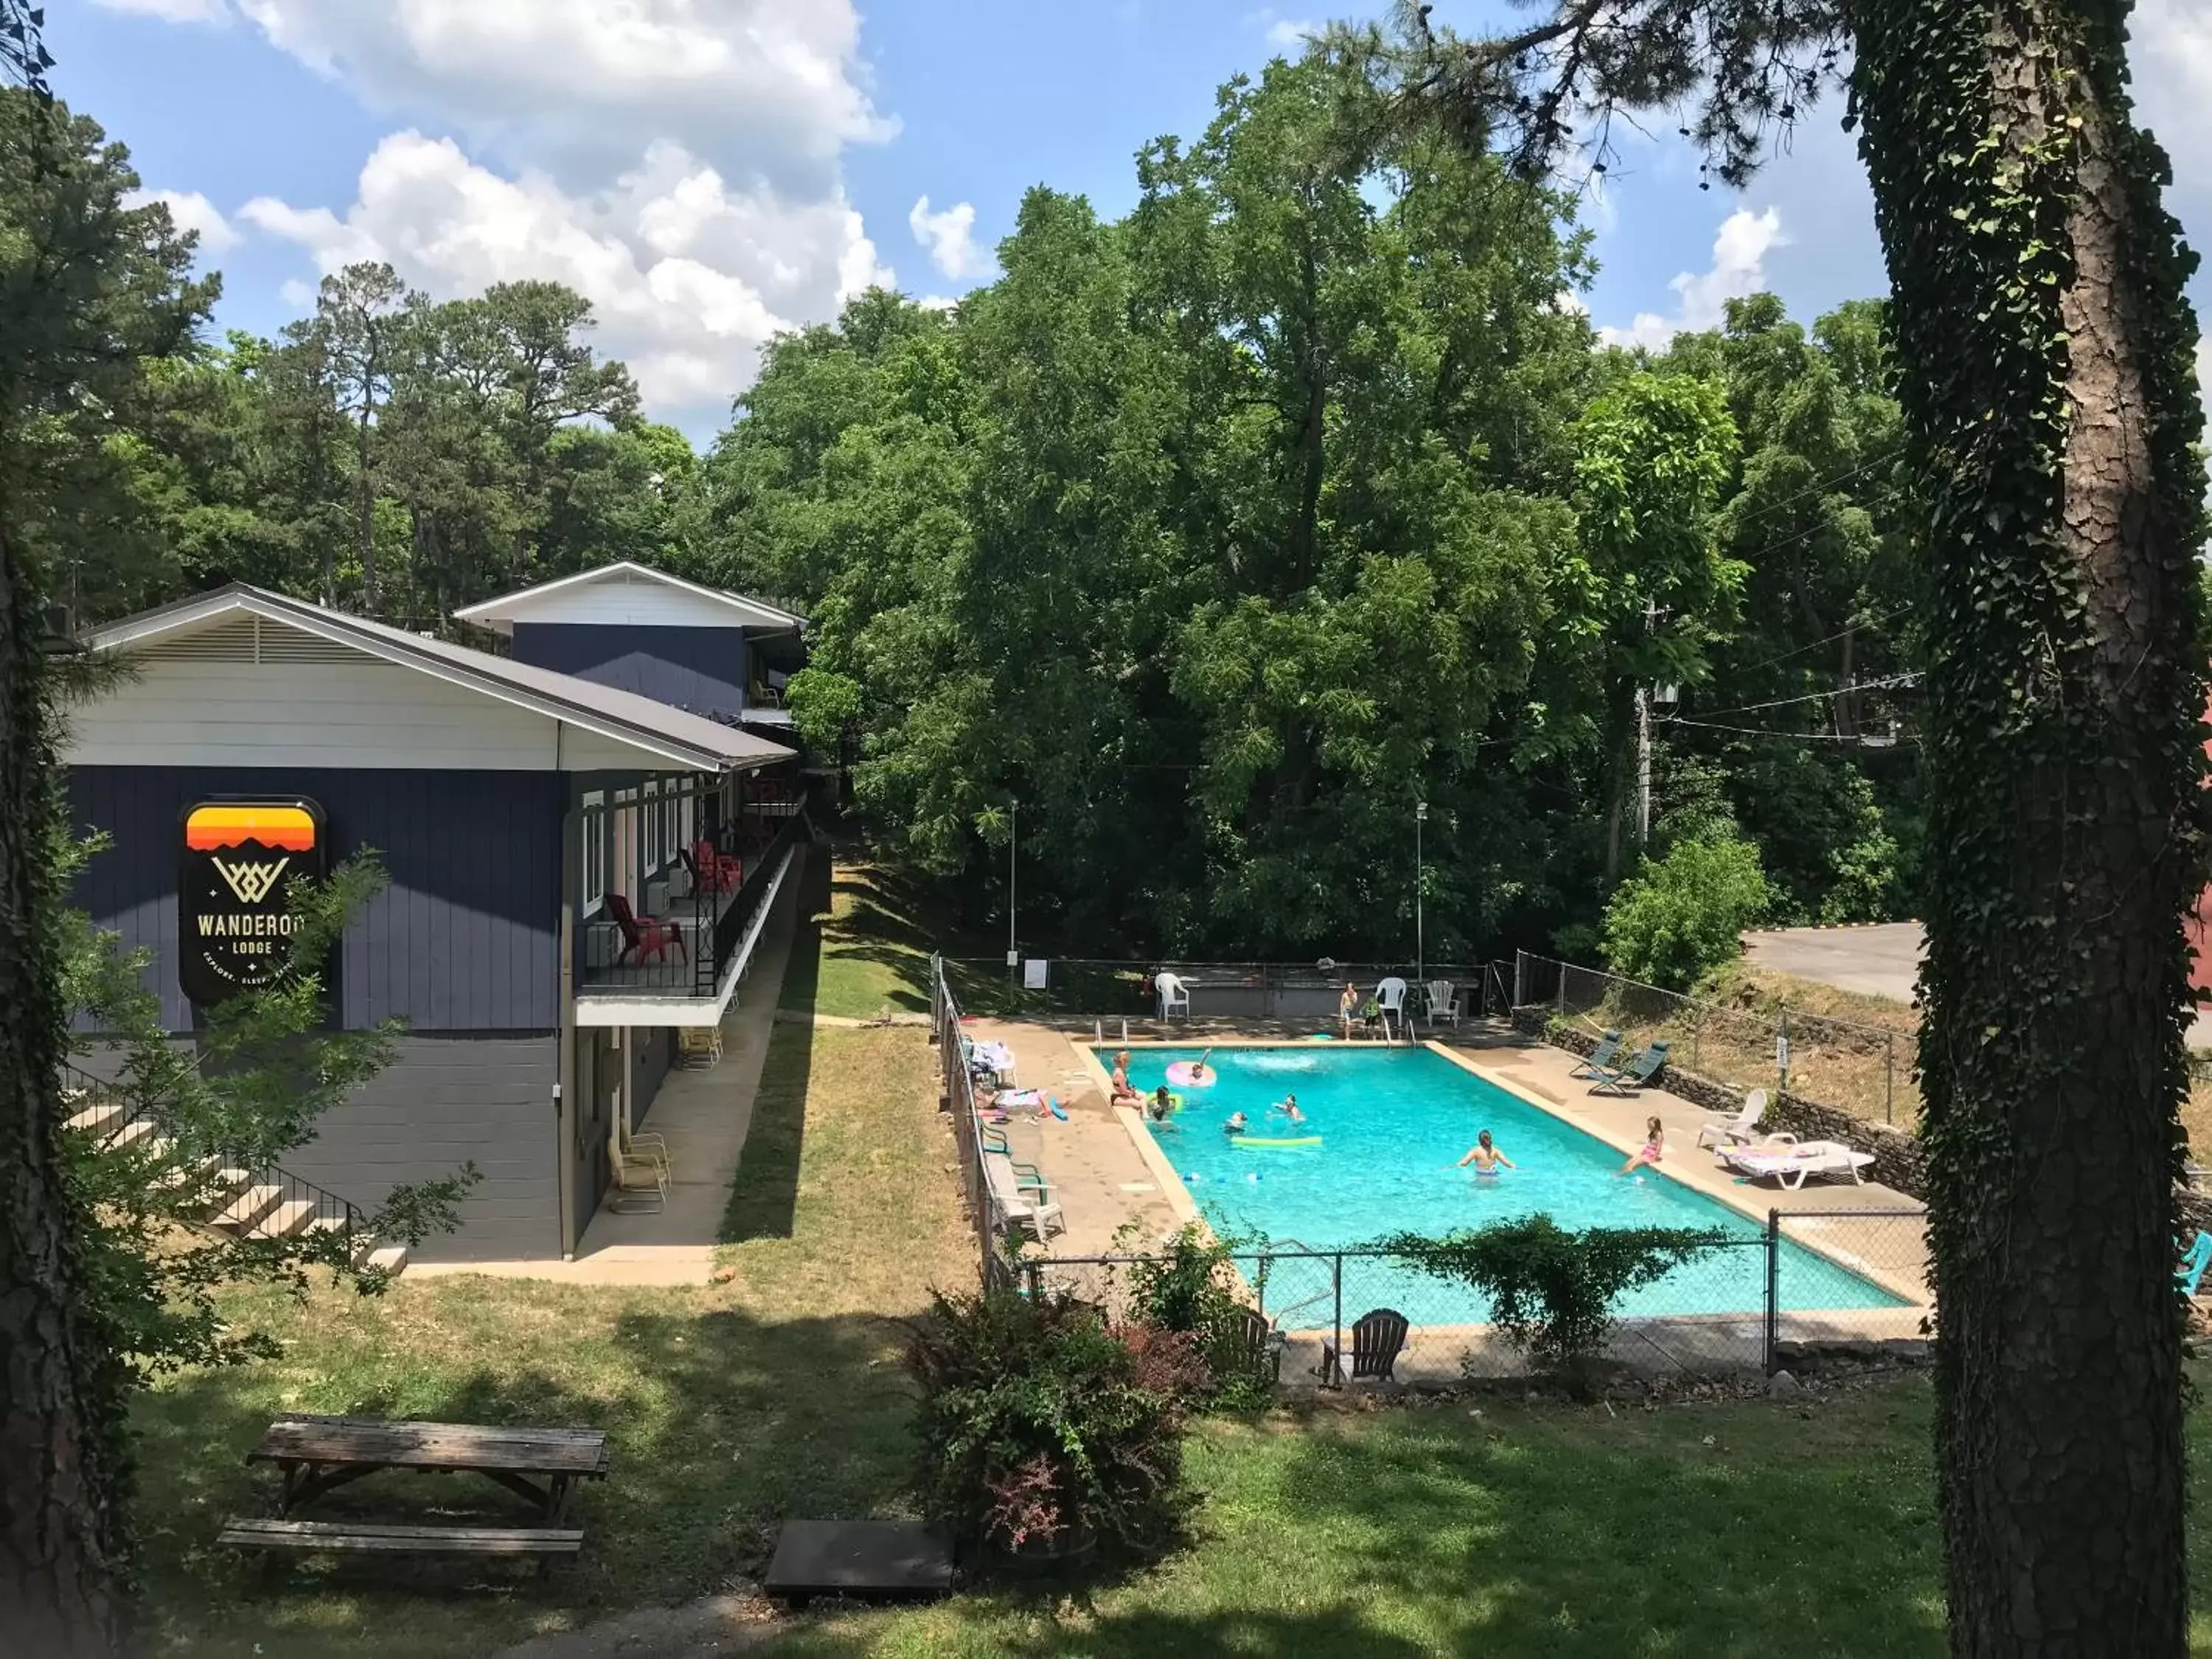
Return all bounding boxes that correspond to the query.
[908,195,989,282]
[917,295,960,313]
[90,0,228,20]
[223,0,893,193]
[124,187,240,251]
[246,132,895,422]
[1598,206,1784,351]
[1267,18,1318,47]
[2135,0,2212,254]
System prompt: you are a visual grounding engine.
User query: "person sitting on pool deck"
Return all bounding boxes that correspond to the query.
[1109,1050,1142,1105]
[1224,1110,1250,1135]
[1271,1093,1306,1124]
[1455,1129,1516,1175]
[1620,1116,1665,1175]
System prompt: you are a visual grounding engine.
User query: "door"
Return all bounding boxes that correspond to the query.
[574,1029,617,1225]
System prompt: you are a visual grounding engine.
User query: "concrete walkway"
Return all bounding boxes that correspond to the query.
[412,850,807,1287]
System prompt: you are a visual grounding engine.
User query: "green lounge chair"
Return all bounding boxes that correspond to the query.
[1569,1029,1625,1079]
[1587,1040,1669,1096]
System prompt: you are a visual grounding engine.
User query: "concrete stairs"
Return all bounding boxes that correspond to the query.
[63,1090,408,1279]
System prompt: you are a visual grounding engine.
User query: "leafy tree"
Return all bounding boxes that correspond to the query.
[1601,832,1770,989]
[1390,0,2210,1642]
[310,262,410,611]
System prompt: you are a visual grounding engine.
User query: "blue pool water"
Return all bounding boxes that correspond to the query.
[1107,1045,1905,1323]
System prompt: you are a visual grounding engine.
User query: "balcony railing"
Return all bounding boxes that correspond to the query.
[578,814,803,1000]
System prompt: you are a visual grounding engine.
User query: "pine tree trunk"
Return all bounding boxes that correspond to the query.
[0,508,123,1653]
[1854,0,2205,1649]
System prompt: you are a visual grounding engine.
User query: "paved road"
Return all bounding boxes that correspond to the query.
[1740,922,1922,1004]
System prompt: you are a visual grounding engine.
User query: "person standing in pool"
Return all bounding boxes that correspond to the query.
[1620,1116,1664,1175]
[1270,1092,1306,1124]
[1455,1130,1516,1175]
[1224,1110,1249,1135]
[1148,1085,1177,1124]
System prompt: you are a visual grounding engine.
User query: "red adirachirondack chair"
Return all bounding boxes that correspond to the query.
[607,893,686,966]
[689,838,743,894]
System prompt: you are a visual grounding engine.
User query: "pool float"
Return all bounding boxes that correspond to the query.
[1047,1098,1068,1121]
[1231,1135,1323,1149]
[1164,1061,1214,1088]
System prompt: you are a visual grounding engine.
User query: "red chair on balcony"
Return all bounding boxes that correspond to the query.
[607,894,686,966]
[689,838,743,894]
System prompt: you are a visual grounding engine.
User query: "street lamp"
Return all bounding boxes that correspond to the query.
[1415,801,1428,989]
[1005,801,1019,985]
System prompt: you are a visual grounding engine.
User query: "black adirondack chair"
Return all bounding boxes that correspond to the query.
[1317,1307,1410,1388]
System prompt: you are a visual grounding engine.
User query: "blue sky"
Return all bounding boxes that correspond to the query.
[56,1,2212,443]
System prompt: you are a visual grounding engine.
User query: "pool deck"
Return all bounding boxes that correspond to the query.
[961,1016,1930,1382]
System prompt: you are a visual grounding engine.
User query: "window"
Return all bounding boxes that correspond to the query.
[582,790,606,914]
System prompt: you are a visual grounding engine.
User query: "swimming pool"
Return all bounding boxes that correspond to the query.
[1105,1044,1907,1322]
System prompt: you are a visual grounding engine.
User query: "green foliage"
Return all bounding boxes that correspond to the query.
[1119,1223,1279,1411]
[902,1286,1203,1558]
[60,836,476,1377]
[1601,833,1770,989]
[1385,1215,1731,1393]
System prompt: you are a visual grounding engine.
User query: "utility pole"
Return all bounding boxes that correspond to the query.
[1635,687,1652,849]
[1415,801,1427,987]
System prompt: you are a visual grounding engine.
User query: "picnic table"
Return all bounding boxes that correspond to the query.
[220,1414,610,1560]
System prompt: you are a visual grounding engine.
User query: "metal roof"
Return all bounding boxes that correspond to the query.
[80,584,797,775]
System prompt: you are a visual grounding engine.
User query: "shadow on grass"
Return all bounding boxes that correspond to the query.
[718,1010,816,1244]
[131,1299,922,1659]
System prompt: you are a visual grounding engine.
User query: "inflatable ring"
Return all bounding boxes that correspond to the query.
[1165,1061,1214,1088]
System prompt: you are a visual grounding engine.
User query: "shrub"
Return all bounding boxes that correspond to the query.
[1385,1215,1732,1396]
[1602,832,1771,990]
[1119,1223,1278,1410]
[903,1287,1202,1559]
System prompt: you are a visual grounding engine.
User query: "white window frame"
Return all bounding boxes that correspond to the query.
[582,790,606,916]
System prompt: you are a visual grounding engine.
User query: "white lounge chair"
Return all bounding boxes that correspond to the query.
[1694,1088,1770,1150]
[1375,976,1410,1041]
[984,1153,1065,1239]
[1422,979,1461,1029]
[1720,1139,1874,1189]
[1155,971,1191,1021]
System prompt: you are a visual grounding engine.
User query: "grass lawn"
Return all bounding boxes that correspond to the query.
[129,1024,973,1659]
[772,1374,2212,1659]
[778,857,943,1020]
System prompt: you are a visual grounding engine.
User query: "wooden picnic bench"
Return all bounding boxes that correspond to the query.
[223,1414,610,1561]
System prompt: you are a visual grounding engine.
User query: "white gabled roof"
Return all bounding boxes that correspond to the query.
[453,561,805,637]
[80,585,795,775]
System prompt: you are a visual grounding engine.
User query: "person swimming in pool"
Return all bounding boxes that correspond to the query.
[1620,1116,1664,1175]
[1185,1048,1217,1085]
[1455,1129,1516,1175]
[1224,1110,1249,1135]
[1148,1085,1177,1124]
[1270,1092,1306,1124]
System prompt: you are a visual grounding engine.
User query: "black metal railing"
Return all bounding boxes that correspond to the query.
[577,813,805,999]
[57,1058,369,1263]
[937,958,1513,1026]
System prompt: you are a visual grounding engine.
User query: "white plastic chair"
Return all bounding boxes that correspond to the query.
[1155,971,1191,1021]
[1423,979,1460,1028]
[1374,976,1409,1041]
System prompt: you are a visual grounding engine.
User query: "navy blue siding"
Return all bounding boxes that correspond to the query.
[68,767,565,1033]
[512,622,748,720]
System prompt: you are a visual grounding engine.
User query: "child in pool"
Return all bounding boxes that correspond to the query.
[1224,1110,1250,1135]
[1455,1129,1516,1175]
[1148,1085,1176,1123]
[1270,1093,1306,1124]
[1620,1116,1664,1174]
[1184,1048,1217,1085]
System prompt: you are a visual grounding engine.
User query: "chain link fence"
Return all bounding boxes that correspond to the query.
[931,951,1009,1290]
[1012,1209,1926,1386]
[942,958,1513,1027]
[1515,952,1919,1127]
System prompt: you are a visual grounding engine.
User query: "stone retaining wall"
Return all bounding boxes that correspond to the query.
[1512,1006,1928,1197]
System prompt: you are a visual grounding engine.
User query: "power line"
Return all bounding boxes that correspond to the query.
[1684,671,1921,720]
[1728,445,1905,535]
[1664,716,1916,745]
[1728,602,1910,678]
